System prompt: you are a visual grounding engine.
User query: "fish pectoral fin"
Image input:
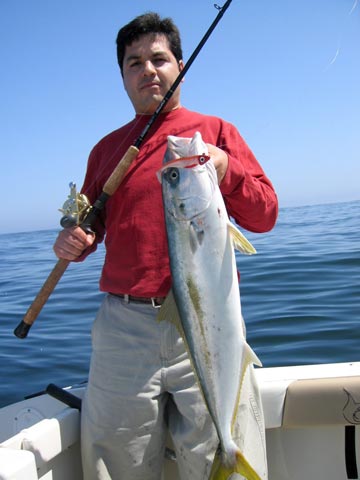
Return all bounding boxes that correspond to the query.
[189,221,204,252]
[228,222,256,255]
[209,445,261,480]
[156,289,185,335]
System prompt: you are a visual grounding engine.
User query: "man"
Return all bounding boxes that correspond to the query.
[54,12,278,480]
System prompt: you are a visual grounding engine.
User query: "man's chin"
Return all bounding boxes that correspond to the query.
[136,96,164,115]
[135,93,180,115]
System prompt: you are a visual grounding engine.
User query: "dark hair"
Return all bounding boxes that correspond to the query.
[116,12,183,76]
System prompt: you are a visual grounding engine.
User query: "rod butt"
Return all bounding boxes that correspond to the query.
[14,321,31,339]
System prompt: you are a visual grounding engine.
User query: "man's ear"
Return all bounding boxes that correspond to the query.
[178,60,185,82]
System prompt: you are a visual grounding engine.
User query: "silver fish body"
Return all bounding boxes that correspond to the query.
[159,132,265,480]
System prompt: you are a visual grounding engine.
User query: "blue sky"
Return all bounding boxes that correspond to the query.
[1,0,359,233]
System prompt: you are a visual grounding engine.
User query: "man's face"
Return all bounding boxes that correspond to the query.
[122,33,184,115]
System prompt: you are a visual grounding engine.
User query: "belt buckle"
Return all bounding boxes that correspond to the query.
[151,297,162,309]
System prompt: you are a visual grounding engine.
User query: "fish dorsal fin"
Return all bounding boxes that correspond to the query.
[228,222,256,255]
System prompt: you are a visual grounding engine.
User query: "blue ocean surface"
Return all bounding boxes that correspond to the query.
[0,200,359,408]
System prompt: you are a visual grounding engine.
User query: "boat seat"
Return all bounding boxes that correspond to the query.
[0,449,38,480]
[282,375,360,427]
[20,407,80,469]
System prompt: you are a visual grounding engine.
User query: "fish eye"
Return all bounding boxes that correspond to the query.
[165,167,180,184]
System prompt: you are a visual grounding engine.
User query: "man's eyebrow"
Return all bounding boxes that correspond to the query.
[151,50,169,57]
[125,50,170,63]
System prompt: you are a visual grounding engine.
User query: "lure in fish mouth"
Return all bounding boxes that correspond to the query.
[158,132,265,480]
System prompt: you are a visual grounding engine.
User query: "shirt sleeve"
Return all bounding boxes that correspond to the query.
[219,122,278,233]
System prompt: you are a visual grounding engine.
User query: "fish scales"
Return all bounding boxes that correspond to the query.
[158,132,267,480]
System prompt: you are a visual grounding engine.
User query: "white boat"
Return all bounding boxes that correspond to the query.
[1,361,360,480]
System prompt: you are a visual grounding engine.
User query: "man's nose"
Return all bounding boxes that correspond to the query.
[143,60,156,75]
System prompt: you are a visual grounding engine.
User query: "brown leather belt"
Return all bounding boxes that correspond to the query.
[110,293,165,308]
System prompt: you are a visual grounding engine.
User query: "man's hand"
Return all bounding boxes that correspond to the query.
[206,143,228,184]
[53,226,95,261]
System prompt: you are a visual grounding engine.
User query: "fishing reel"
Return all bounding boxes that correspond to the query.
[59,182,91,228]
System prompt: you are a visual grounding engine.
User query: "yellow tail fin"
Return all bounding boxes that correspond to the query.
[209,447,261,480]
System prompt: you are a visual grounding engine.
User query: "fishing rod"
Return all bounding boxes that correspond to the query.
[14,0,234,339]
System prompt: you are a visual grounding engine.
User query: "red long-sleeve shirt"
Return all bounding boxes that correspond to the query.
[79,107,278,297]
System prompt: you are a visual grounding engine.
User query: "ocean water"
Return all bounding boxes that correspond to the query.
[0,200,359,408]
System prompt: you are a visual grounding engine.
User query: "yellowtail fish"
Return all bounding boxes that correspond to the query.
[157,132,267,480]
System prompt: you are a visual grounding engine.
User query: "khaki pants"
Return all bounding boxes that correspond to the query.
[81,294,218,480]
